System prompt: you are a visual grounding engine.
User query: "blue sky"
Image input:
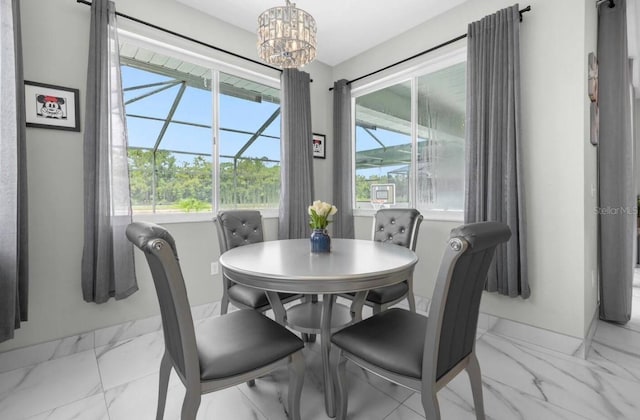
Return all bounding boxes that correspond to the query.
[121,66,281,163]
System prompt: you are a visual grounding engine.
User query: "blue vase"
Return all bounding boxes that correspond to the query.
[310,229,331,253]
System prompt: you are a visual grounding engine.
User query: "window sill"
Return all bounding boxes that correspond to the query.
[132,208,280,224]
[353,208,463,223]
[132,212,215,225]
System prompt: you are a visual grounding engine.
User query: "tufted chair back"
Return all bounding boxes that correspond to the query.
[215,210,264,253]
[371,209,423,251]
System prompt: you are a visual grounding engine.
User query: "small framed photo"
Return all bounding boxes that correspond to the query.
[312,133,326,159]
[24,81,80,132]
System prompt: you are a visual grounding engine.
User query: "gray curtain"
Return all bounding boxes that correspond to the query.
[465,4,529,298]
[332,80,354,239]
[278,69,315,239]
[82,0,137,303]
[0,0,28,343]
[598,0,633,323]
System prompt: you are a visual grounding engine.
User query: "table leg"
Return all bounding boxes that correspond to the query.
[321,294,336,417]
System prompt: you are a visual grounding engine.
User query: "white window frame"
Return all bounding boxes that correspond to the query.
[118,29,282,224]
[351,46,467,222]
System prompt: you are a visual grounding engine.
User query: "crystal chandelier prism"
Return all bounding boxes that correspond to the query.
[257,0,317,68]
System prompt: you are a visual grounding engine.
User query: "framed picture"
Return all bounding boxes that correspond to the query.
[24,81,80,132]
[312,133,326,159]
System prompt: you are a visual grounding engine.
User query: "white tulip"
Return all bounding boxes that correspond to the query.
[320,202,331,216]
[329,205,337,216]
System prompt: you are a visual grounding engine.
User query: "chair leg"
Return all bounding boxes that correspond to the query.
[181,389,201,420]
[406,290,416,313]
[220,293,230,315]
[247,379,256,387]
[349,291,368,322]
[287,350,305,420]
[406,278,416,313]
[421,391,441,420]
[333,350,348,420]
[220,276,232,315]
[467,352,486,420]
[156,353,171,420]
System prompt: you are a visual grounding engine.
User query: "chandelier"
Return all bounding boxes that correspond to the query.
[257,0,317,68]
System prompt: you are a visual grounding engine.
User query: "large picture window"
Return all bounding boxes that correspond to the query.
[354,53,466,217]
[120,38,281,215]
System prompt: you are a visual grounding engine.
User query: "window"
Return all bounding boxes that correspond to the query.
[353,53,466,217]
[120,38,281,215]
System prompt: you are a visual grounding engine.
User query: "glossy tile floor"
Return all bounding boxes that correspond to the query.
[1,289,640,420]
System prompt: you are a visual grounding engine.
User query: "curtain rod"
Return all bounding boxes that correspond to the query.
[329,5,531,91]
[76,0,282,73]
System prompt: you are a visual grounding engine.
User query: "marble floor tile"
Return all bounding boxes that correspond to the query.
[620,295,640,333]
[0,350,102,420]
[105,371,267,420]
[96,330,165,390]
[239,348,402,420]
[593,319,640,357]
[476,332,640,419]
[25,393,109,420]
[383,404,426,420]
[403,373,587,420]
[94,316,163,348]
[487,318,584,356]
[587,339,640,383]
[347,364,414,404]
[190,301,220,320]
[0,333,94,374]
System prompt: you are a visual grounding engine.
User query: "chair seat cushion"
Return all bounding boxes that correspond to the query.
[196,310,304,380]
[331,308,427,379]
[228,284,296,309]
[344,281,409,305]
[365,281,409,304]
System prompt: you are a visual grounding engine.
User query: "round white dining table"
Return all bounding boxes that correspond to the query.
[219,238,418,418]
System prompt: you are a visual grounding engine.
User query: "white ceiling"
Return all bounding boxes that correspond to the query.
[176,0,469,66]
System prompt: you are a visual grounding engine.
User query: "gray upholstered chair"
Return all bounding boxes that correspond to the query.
[214,210,302,315]
[126,222,305,420]
[341,208,423,314]
[331,221,511,420]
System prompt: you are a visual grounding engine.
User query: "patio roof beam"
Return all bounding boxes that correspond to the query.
[234,108,281,159]
[152,82,187,152]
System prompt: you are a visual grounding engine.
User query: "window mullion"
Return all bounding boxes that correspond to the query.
[410,77,418,208]
[212,69,220,213]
